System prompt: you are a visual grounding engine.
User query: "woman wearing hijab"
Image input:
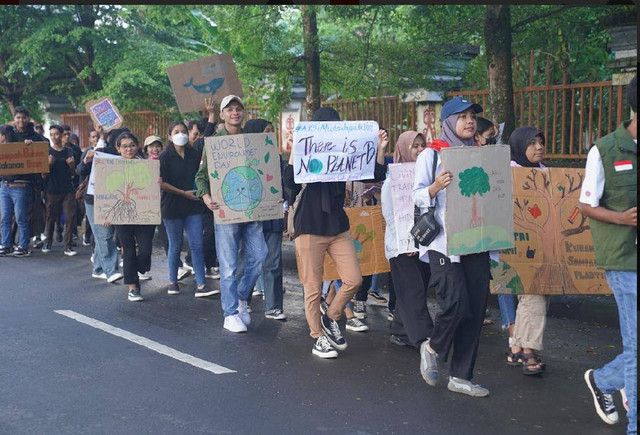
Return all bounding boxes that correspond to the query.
[383,131,434,348]
[241,119,287,321]
[413,96,492,397]
[284,107,388,359]
[505,126,547,375]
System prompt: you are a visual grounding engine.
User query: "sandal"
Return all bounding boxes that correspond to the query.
[505,349,524,366]
[521,352,546,375]
[483,318,495,326]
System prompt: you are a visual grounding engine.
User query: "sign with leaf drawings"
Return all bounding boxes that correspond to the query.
[204,132,283,224]
[441,145,514,256]
[491,167,612,295]
[322,206,390,281]
[388,162,419,254]
[93,158,161,225]
[167,53,243,114]
[292,121,379,183]
[0,142,49,175]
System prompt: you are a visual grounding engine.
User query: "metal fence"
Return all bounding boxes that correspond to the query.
[448,81,628,159]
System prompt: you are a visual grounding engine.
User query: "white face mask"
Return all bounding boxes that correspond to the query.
[172,133,189,146]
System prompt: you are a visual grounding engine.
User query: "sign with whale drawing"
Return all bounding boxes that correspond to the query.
[167,53,243,114]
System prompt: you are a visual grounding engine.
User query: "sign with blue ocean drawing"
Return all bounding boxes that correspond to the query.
[167,53,243,114]
[292,121,379,184]
[205,133,283,224]
[441,145,514,256]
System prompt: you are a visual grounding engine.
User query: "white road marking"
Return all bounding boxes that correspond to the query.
[54,310,235,375]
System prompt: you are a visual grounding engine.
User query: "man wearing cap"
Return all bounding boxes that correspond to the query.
[579,75,637,433]
[195,95,268,333]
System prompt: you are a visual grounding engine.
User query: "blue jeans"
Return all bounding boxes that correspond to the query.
[215,221,267,317]
[85,201,119,277]
[261,230,283,312]
[498,294,517,329]
[328,280,353,309]
[0,183,31,250]
[594,270,636,435]
[163,214,205,287]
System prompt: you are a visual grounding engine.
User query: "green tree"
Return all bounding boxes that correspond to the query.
[459,166,490,227]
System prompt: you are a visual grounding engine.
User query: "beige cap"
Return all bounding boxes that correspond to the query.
[143,135,162,147]
[220,95,244,112]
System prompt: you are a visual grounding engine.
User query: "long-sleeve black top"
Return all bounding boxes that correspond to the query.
[283,162,387,237]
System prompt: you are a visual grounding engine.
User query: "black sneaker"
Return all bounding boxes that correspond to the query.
[11,247,30,258]
[64,248,78,257]
[41,241,52,253]
[82,236,91,246]
[33,238,44,249]
[353,300,367,319]
[312,335,338,359]
[55,232,63,243]
[320,314,347,351]
[368,291,388,304]
[0,247,10,257]
[319,297,329,315]
[584,369,619,425]
[128,286,144,302]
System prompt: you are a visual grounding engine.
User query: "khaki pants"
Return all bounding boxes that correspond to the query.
[295,231,362,338]
[513,295,549,351]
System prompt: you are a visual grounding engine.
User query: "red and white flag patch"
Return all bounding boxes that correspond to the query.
[614,160,633,172]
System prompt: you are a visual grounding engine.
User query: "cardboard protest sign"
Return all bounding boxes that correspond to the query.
[0,142,49,175]
[388,163,418,254]
[204,133,283,224]
[85,97,123,131]
[441,145,514,256]
[292,121,379,183]
[280,109,300,154]
[93,158,161,225]
[322,206,390,281]
[87,151,120,195]
[490,167,612,295]
[167,53,243,114]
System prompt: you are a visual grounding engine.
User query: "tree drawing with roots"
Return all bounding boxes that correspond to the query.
[458,166,491,227]
[513,168,588,293]
[104,164,152,222]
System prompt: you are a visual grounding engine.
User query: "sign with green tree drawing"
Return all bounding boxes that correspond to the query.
[441,145,514,256]
[93,158,161,225]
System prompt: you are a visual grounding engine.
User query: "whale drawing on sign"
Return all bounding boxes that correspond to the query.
[183,77,225,95]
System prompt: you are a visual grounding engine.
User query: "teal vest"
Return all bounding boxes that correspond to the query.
[591,121,637,271]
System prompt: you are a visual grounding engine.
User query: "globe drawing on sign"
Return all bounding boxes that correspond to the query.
[221,166,263,216]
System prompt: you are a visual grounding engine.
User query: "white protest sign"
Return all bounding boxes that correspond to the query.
[87,151,121,195]
[292,121,379,183]
[389,163,418,254]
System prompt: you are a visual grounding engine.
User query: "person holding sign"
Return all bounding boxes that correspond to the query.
[579,75,637,432]
[382,131,434,349]
[413,97,492,397]
[284,107,388,359]
[195,95,268,333]
[108,133,158,302]
[159,121,212,298]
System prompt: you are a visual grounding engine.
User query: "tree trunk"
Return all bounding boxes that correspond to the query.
[2,93,22,116]
[484,5,515,142]
[302,5,321,121]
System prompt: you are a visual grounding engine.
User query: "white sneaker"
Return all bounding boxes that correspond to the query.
[252,288,263,297]
[92,272,107,279]
[138,271,152,281]
[119,260,123,268]
[223,314,247,333]
[177,266,192,281]
[107,272,123,283]
[237,300,251,325]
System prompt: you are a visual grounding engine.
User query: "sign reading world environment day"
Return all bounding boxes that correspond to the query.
[388,163,419,254]
[205,132,284,224]
[292,121,379,183]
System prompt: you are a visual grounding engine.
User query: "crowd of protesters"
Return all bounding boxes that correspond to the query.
[0,76,636,433]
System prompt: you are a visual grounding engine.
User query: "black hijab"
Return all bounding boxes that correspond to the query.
[509,126,545,168]
[244,119,272,134]
[311,107,343,214]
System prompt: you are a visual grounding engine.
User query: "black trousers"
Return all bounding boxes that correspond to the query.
[427,250,490,381]
[115,224,155,284]
[389,254,434,347]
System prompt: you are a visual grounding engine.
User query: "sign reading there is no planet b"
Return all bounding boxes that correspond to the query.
[292,121,379,184]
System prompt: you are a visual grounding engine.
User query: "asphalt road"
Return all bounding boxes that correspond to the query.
[0,241,628,435]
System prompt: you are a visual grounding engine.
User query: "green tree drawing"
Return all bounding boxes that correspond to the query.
[104,164,152,222]
[458,166,490,227]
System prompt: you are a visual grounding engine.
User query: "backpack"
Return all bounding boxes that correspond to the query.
[286,183,307,240]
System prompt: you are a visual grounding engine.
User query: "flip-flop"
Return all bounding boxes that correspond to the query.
[483,318,495,326]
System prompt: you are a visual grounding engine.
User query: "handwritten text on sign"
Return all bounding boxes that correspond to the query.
[389,163,418,254]
[293,121,379,183]
[0,142,49,175]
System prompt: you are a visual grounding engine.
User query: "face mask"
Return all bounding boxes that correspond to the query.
[173,133,189,146]
[485,136,497,145]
